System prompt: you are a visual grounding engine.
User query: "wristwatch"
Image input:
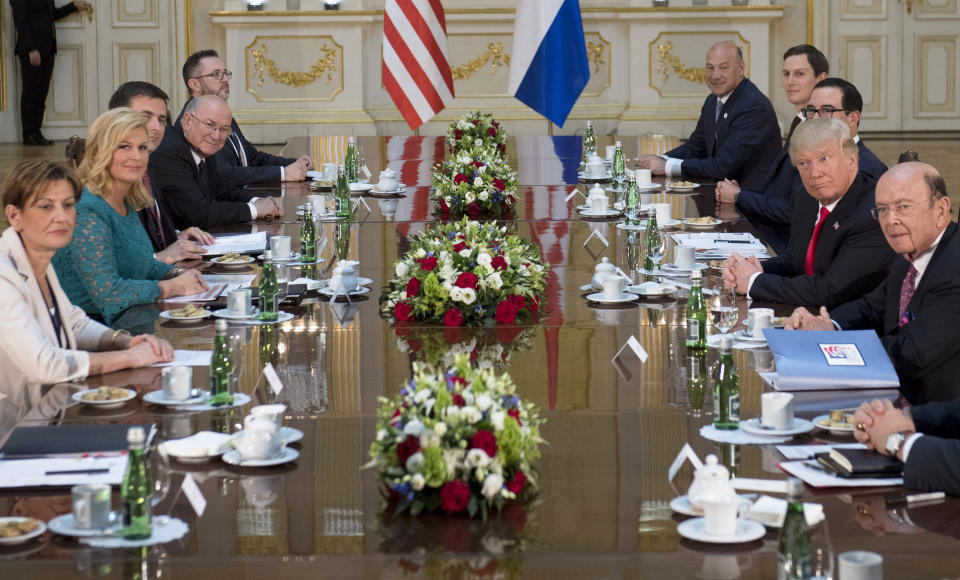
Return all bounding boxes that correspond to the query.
[885,430,916,458]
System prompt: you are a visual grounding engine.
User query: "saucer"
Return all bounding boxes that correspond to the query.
[159,309,212,323]
[740,417,815,437]
[143,390,207,407]
[369,185,406,195]
[212,308,260,320]
[318,286,371,298]
[660,262,708,273]
[667,182,701,191]
[247,311,295,325]
[0,518,47,545]
[628,282,678,297]
[580,208,620,218]
[232,427,304,445]
[684,218,722,229]
[211,255,254,267]
[258,252,301,262]
[733,329,767,343]
[669,494,753,517]
[71,388,137,409]
[349,182,374,193]
[812,414,856,435]
[585,291,637,304]
[316,276,373,288]
[48,512,121,538]
[222,447,300,467]
[676,517,766,544]
[578,172,613,181]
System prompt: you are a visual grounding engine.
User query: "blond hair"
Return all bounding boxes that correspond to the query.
[788,117,858,163]
[78,108,152,211]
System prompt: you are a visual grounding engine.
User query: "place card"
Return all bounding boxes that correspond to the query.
[564,187,586,203]
[583,228,610,248]
[263,363,284,395]
[611,335,648,382]
[361,164,372,180]
[668,443,704,483]
[181,473,207,517]
[352,196,371,214]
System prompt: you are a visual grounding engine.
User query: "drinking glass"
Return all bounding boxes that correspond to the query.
[647,231,666,272]
[275,263,289,301]
[710,286,738,336]
[356,145,367,183]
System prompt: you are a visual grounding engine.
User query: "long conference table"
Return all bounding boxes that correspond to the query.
[2,136,959,578]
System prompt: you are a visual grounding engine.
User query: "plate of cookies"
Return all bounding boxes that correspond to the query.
[159,304,211,323]
[813,410,856,435]
[0,518,46,545]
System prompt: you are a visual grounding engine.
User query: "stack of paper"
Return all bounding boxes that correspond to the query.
[671,232,770,259]
[200,232,267,255]
[0,456,127,488]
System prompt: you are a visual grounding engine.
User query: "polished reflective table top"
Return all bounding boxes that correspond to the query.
[2,136,958,578]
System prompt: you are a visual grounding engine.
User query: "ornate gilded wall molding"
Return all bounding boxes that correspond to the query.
[451,42,510,81]
[251,43,339,88]
[656,41,706,84]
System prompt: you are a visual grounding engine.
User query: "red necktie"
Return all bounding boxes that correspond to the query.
[898,265,918,325]
[804,206,830,275]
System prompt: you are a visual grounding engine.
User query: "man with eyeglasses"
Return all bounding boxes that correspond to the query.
[178,50,311,186]
[637,41,782,191]
[148,95,283,229]
[787,162,960,405]
[722,118,895,308]
[716,45,828,255]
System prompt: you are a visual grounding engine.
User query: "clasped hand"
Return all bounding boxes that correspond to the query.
[721,252,762,294]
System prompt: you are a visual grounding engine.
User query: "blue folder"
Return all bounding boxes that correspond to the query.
[763,329,900,391]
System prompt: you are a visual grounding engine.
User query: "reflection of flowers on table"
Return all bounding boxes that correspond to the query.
[432,148,519,220]
[366,356,544,520]
[380,219,549,327]
[447,111,507,156]
[395,325,537,369]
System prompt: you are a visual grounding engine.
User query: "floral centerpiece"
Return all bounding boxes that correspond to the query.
[431,148,519,220]
[395,325,537,369]
[447,111,507,157]
[379,218,549,327]
[366,355,545,519]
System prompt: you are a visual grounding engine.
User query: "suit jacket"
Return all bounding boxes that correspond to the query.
[10,0,77,56]
[0,227,109,394]
[137,197,178,253]
[213,120,297,186]
[665,77,782,191]
[832,222,960,405]
[900,400,960,495]
[147,125,257,230]
[750,172,895,308]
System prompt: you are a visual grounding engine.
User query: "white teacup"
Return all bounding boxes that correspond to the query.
[654,202,672,225]
[587,154,605,177]
[321,162,337,181]
[307,194,327,215]
[601,275,625,300]
[761,392,794,430]
[161,366,193,401]
[703,495,749,537]
[591,193,609,214]
[71,484,112,530]
[747,307,775,337]
[675,245,696,270]
[270,235,291,260]
[236,415,284,461]
[251,404,286,430]
[605,145,617,162]
[378,169,399,191]
[228,288,253,316]
[635,169,653,187]
[329,261,358,293]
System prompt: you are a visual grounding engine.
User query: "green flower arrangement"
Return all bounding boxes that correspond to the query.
[447,111,508,157]
[431,148,519,220]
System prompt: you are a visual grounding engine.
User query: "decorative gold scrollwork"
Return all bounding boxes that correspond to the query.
[451,42,511,81]
[656,41,706,84]
[586,41,606,74]
[251,43,339,88]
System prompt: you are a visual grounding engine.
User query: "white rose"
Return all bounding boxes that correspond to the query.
[399,291,408,301]
[460,405,481,424]
[476,394,493,413]
[473,176,483,188]
[465,191,476,204]
[478,190,489,201]
[491,410,506,431]
[396,262,409,278]
[415,248,427,258]
[463,391,475,405]
[477,165,487,174]
[488,272,503,290]
[403,418,425,438]
[450,286,464,302]
[443,406,461,424]
[414,389,431,405]
[459,154,471,163]
[476,253,492,267]
[482,473,503,500]
[420,430,440,448]
[466,448,490,468]
[439,264,456,281]
[434,422,448,436]
[443,281,454,293]
[411,473,425,491]
[460,288,476,305]
[474,138,483,147]
[377,428,388,441]
[405,452,425,473]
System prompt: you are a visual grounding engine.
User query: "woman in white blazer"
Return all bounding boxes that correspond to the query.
[0,159,173,395]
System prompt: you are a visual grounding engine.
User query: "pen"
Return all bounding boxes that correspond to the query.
[716,239,753,244]
[885,491,945,506]
[45,468,110,476]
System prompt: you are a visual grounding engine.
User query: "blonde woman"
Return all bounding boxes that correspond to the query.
[53,108,206,325]
[0,159,173,395]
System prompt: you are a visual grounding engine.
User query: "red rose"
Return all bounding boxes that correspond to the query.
[419,256,438,271]
[451,376,468,387]
[491,256,507,271]
[394,302,413,322]
[467,202,482,219]
[508,294,526,310]
[440,480,471,514]
[471,119,480,125]
[527,295,539,313]
[444,326,463,344]
[453,242,467,253]
[495,324,523,345]
[443,307,464,327]
[452,393,466,407]
[507,409,523,427]
[470,429,498,458]
[396,434,421,465]
[488,127,497,137]
[455,272,478,289]
[407,337,422,351]
[502,502,527,532]
[454,129,463,140]
[453,173,467,185]
[493,177,505,191]
[497,144,506,154]
[439,199,450,212]
[507,194,515,205]
[492,120,500,128]
[494,301,519,324]
[506,470,526,494]
[405,277,421,297]
[470,160,485,168]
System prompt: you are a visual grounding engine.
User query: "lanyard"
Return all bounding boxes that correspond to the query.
[41,277,66,348]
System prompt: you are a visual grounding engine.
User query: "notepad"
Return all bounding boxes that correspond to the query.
[0,424,156,458]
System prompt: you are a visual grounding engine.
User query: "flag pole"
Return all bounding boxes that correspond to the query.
[547,119,553,137]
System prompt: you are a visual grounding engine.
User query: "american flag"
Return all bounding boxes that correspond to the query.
[382,0,455,131]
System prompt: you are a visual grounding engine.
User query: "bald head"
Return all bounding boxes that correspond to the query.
[182,95,232,157]
[705,41,745,97]
[875,162,951,261]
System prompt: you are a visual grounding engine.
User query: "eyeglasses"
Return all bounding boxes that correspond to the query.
[193,69,233,82]
[801,105,852,119]
[187,113,232,138]
[871,200,931,220]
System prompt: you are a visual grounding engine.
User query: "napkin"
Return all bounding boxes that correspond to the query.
[159,432,233,459]
[746,495,824,527]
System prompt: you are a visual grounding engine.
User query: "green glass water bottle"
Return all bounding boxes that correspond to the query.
[345,136,358,182]
[643,208,660,272]
[625,173,640,226]
[300,203,316,263]
[121,426,152,539]
[259,253,279,322]
[209,319,235,406]
[335,222,351,261]
[582,120,597,164]
[612,141,625,186]
[778,478,813,580]
[335,165,351,218]
[686,348,707,412]
[685,269,707,351]
[713,336,740,430]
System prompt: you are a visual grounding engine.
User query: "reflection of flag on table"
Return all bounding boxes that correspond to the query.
[508,0,590,127]
[382,0,455,131]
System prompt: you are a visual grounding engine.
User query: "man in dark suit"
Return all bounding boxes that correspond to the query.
[637,41,782,191]
[148,96,283,230]
[852,398,960,496]
[10,0,90,146]
[178,50,311,187]
[108,81,213,262]
[787,162,960,405]
[714,45,828,255]
[724,78,888,254]
[723,119,895,308]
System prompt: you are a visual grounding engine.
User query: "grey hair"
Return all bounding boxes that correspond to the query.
[182,94,226,117]
[788,118,858,162]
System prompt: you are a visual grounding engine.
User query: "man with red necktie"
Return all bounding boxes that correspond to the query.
[787,162,960,405]
[722,118,895,308]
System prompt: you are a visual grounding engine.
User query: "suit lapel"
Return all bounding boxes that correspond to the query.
[901,222,959,323]
[883,258,912,333]
[705,95,718,155]
[790,192,817,273]
[813,175,865,269]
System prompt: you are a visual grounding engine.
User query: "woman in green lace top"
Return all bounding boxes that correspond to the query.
[53,108,207,325]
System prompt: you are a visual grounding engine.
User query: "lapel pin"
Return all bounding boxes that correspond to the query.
[833,222,839,230]
[723,113,728,119]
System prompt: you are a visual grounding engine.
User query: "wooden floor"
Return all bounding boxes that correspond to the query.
[0,136,957,231]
